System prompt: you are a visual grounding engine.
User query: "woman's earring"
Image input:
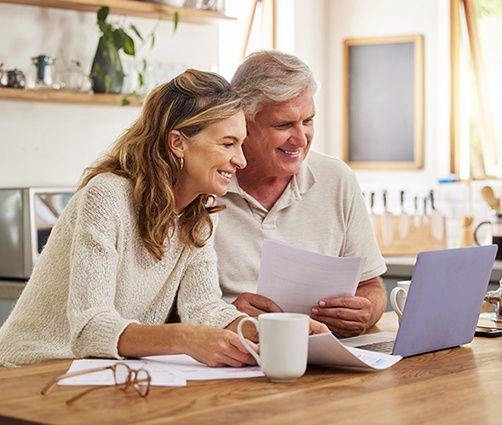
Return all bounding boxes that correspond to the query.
[179,157,184,171]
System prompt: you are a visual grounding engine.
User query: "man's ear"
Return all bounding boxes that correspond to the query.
[168,130,186,159]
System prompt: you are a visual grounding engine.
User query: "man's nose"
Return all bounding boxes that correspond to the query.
[290,124,310,147]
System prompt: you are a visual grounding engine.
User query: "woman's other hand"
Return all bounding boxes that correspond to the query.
[309,318,330,335]
[185,325,258,368]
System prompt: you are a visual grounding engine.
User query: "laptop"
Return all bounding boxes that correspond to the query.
[342,245,498,357]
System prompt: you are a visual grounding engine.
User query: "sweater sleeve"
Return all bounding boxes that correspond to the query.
[177,216,245,328]
[67,178,137,359]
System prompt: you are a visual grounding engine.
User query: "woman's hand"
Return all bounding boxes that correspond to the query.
[309,318,330,335]
[117,322,258,367]
[184,325,258,368]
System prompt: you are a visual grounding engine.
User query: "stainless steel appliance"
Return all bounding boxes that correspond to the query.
[0,188,74,280]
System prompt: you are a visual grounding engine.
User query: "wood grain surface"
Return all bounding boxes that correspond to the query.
[0,313,500,425]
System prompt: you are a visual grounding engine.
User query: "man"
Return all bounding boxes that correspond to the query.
[215,50,387,337]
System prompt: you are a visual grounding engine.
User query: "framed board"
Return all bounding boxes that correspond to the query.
[343,35,424,169]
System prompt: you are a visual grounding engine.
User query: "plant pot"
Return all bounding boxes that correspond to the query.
[90,36,124,94]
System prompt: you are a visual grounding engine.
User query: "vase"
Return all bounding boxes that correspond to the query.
[90,36,124,94]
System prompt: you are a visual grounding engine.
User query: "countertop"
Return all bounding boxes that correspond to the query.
[384,255,502,282]
[0,279,26,300]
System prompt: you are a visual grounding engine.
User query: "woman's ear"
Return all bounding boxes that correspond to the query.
[168,130,186,159]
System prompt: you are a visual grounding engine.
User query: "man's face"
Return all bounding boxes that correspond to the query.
[243,90,315,179]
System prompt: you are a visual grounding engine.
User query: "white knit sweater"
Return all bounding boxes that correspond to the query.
[0,173,242,367]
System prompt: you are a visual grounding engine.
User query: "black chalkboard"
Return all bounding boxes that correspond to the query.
[343,35,424,169]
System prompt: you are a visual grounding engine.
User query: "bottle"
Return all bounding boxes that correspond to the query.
[32,55,56,90]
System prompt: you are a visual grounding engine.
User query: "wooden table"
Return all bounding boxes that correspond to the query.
[1,312,501,425]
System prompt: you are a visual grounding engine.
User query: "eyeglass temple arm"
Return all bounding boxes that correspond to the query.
[66,375,151,404]
[40,365,112,396]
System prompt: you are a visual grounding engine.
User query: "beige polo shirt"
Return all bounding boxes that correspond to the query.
[215,150,387,303]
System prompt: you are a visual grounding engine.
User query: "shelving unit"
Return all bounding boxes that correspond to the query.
[0,0,234,24]
[0,87,143,106]
[0,0,235,106]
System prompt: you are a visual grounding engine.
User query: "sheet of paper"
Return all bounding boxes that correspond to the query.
[308,332,401,371]
[62,356,264,387]
[141,354,264,380]
[60,359,186,387]
[257,239,366,314]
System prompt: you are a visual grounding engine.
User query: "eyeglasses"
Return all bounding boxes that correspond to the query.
[41,362,151,404]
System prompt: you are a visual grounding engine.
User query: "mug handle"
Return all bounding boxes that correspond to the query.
[237,317,261,365]
[390,287,407,318]
[474,221,491,245]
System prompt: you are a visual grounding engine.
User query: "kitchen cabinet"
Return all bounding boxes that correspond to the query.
[0,0,234,107]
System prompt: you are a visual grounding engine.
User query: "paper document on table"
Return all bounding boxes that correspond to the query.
[308,333,401,371]
[61,355,264,388]
[141,354,264,380]
[257,239,366,315]
[61,358,186,387]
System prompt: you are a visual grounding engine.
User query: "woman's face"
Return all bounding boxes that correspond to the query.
[175,111,247,206]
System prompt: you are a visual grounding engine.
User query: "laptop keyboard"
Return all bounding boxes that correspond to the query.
[356,340,394,353]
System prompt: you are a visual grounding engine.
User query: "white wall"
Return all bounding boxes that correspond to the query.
[3,1,492,247]
[0,3,219,188]
[284,1,493,248]
[324,0,451,188]
[2,0,450,190]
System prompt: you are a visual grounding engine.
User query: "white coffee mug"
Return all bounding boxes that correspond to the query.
[237,313,309,383]
[390,280,411,321]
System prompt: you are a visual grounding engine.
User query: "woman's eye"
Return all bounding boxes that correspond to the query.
[223,143,234,148]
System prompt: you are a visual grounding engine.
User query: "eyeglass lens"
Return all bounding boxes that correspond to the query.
[134,369,150,396]
[114,363,131,385]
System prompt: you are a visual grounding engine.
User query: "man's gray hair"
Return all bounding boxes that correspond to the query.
[231,50,318,121]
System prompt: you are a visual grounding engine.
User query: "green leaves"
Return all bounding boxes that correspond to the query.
[97,6,109,23]
[97,7,137,56]
[122,32,135,56]
[93,6,179,102]
[130,23,143,41]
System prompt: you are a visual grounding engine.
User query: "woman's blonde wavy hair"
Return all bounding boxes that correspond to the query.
[79,69,243,261]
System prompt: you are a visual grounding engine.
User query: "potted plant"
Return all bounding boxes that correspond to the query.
[90,6,178,100]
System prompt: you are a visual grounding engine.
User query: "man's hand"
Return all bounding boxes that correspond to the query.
[310,296,371,337]
[232,292,283,317]
[310,277,387,337]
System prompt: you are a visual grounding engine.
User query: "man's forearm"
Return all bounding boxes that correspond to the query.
[355,276,387,331]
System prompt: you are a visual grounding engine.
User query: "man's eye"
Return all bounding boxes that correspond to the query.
[224,143,234,148]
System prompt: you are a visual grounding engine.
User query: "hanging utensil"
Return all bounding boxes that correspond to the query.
[460,180,475,247]
[381,190,394,247]
[423,196,429,225]
[369,192,377,233]
[430,189,444,241]
[398,190,411,239]
[414,196,420,228]
[481,186,501,211]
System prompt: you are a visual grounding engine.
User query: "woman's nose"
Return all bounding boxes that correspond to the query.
[232,146,247,169]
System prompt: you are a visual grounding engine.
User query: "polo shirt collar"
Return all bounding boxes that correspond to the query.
[227,152,317,204]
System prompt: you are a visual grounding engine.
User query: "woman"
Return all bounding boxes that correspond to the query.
[0,69,256,368]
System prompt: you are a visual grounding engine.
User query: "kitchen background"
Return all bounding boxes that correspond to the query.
[1,0,501,323]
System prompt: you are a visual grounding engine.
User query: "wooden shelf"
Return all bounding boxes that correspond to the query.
[0,87,143,106]
[0,0,234,106]
[0,0,235,24]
